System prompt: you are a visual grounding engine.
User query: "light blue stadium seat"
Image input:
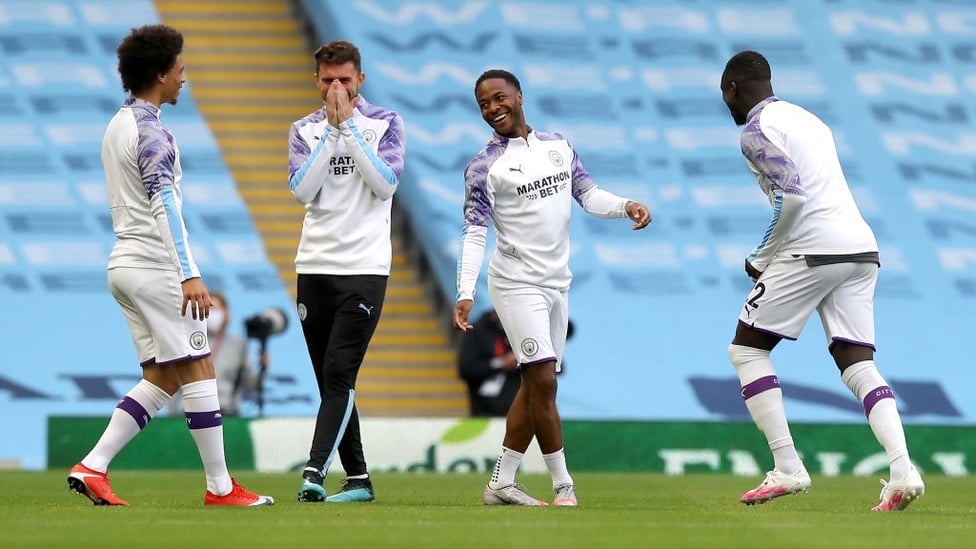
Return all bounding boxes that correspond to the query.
[298,0,976,426]
[0,0,313,470]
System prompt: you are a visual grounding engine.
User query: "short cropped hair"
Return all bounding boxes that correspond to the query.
[314,40,362,72]
[723,50,771,83]
[117,25,183,94]
[475,69,521,94]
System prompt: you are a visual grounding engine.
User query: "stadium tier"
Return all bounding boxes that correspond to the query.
[0,0,312,468]
[300,0,975,422]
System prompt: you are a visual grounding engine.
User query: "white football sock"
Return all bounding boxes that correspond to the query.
[182,379,232,496]
[841,360,911,479]
[543,448,573,488]
[730,344,802,475]
[488,446,523,489]
[82,379,171,472]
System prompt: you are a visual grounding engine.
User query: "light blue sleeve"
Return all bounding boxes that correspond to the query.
[289,121,339,205]
[339,114,405,201]
[136,114,199,280]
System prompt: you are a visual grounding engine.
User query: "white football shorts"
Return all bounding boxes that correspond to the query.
[738,254,877,348]
[488,276,568,372]
[108,267,211,366]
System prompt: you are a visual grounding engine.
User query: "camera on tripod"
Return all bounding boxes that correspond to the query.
[244,307,289,346]
[242,307,289,417]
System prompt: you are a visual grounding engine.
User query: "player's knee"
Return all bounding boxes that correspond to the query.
[145,364,183,394]
[322,377,355,396]
[523,363,557,395]
[531,372,558,393]
[829,340,874,373]
[728,344,770,368]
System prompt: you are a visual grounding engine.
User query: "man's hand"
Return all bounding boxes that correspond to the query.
[452,299,474,332]
[325,82,342,127]
[625,201,652,230]
[745,259,763,282]
[181,277,213,320]
[332,81,354,125]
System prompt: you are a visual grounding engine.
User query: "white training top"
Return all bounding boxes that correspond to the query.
[102,96,200,281]
[740,97,878,272]
[457,130,631,302]
[288,96,406,276]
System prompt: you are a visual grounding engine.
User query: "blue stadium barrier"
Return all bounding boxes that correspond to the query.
[301,0,976,425]
[0,0,315,469]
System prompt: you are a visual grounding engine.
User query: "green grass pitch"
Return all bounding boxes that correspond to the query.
[2,471,973,548]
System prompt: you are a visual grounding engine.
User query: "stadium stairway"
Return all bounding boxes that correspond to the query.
[153,0,467,416]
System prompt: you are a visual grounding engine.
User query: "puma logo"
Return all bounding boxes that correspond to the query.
[509,165,524,174]
[358,303,374,316]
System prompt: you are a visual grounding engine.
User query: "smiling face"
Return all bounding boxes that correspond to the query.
[315,61,364,104]
[160,55,186,105]
[475,77,526,139]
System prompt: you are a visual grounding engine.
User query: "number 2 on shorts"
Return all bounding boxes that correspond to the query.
[747,282,766,309]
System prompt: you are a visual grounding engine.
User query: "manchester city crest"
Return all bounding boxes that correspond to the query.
[548,150,564,166]
[362,129,377,144]
[189,331,207,350]
[521,338,539,357]
[297,303,307,321]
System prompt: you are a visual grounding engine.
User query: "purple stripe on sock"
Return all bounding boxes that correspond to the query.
[740,375,781,400]
[117,396,151,430]
[185,410,223,430]
[863,385,894,418]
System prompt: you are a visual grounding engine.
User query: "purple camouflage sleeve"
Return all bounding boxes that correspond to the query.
[740,118,803,196]
[377,111,406,181]
[288,109,328,180]
[134,110,176,200]
[463,141,506,227]
[569,146,596,201]
[354,100,406,184]
[288,122,312,180]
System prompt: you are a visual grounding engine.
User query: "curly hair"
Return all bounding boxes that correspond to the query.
[313,40,361,72]
[475,69,521,95]
[116,24,183,94]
